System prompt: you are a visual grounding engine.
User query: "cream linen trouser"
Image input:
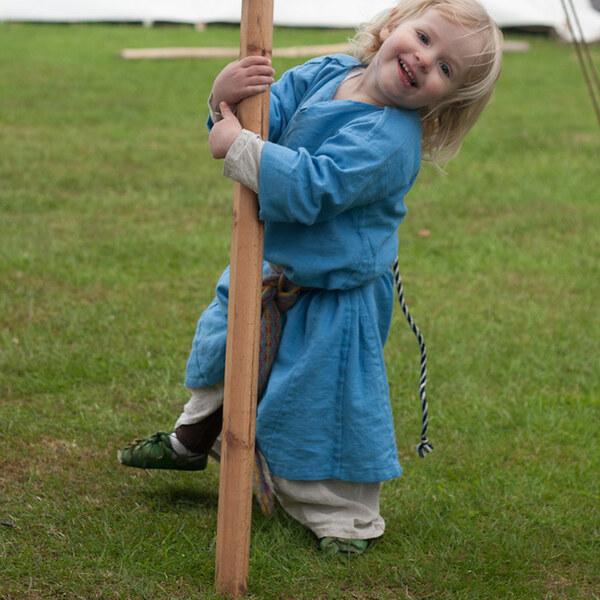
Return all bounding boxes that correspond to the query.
[174,385,385,540]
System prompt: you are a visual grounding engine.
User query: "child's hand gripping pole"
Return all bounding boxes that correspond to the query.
[214,0,273,597]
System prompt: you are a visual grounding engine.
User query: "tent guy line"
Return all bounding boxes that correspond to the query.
[560,0,600,123]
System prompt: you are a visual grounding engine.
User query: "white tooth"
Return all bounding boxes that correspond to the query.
[400,60,414,82]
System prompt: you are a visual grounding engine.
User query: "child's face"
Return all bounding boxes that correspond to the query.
[367,8,484,110]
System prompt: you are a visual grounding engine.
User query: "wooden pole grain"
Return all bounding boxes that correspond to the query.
[214,0,273,597]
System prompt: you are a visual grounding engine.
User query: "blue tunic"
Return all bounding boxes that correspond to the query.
[186,54,422,482]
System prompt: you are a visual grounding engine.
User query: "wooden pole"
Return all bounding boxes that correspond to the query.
[214,0,273,597]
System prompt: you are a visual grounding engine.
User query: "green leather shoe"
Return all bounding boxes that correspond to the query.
[118,432,208,471]
[319,537,370,556]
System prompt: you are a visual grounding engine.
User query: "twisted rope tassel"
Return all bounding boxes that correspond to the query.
[392,258,434,457]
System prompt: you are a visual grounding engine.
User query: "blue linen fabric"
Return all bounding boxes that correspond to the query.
[186,54,422,482]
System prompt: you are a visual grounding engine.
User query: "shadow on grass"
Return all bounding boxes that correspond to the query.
[137,485,220,512]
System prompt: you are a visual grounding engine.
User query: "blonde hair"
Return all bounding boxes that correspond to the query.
[349,0,503,165]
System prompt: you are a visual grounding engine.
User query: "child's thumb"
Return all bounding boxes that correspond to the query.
[219,101,233,117]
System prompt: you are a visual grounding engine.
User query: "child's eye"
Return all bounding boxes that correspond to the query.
[440,63,451,77]
[417,31,429,44]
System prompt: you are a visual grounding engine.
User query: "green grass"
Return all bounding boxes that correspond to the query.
[1,22,599,600]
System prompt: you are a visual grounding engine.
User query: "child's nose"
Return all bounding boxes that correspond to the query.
[415,51,432,72]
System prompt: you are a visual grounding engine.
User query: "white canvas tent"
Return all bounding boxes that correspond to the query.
[1,0,600,42]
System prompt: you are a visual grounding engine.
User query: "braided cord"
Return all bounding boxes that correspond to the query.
[392,258,433,457]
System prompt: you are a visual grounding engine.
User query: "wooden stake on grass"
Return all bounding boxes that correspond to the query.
[214,0,273,597]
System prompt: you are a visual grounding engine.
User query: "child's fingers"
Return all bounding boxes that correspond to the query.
[244,78,275,93]
[244,73,275,87]
[244,64,275,77]
[243,84,272,98]
[238,55,272,68]
[233,75,273,100]
[239,56,274,79]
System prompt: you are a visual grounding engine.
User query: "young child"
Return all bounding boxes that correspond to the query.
[119,0,503,555]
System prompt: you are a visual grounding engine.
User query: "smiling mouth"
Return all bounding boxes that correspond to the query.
[399,59,417,88]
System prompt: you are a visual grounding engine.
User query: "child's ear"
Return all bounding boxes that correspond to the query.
[379,27,392,41]
[380,6,399,41]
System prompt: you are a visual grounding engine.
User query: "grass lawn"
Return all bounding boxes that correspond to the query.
[1,21,599,600]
